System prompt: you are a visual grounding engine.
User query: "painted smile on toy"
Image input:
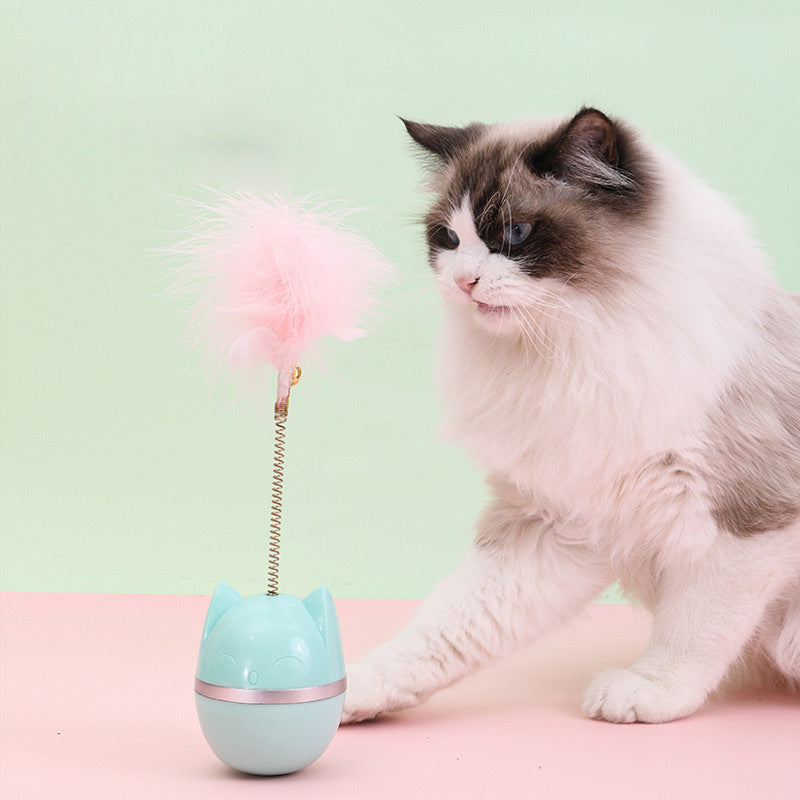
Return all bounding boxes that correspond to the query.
[272,654,306,669]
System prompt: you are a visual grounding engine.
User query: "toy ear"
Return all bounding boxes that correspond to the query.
[303,584,336,639]
[303,585,345,677]
[200,582,242,645]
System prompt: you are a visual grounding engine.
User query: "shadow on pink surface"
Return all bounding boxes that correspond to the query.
[1,593,797,800]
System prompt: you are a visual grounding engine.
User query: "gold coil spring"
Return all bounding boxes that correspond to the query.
[267,406,287,596]
[266,366,300,597]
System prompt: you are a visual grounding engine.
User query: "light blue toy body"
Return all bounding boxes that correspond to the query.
[195,582,346,775]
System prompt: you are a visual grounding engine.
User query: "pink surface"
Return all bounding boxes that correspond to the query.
[1,593,798,799]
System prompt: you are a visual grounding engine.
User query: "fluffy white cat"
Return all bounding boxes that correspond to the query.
[343,109,800,724]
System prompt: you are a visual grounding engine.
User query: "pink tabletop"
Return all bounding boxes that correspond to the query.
[1,592,797,799]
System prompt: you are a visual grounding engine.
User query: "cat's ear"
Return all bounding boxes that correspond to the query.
[201,582,242,645]
[401,118,483,161]
[561,108,619,166]
[547,108,634,192]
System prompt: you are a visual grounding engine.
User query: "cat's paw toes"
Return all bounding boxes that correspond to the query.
[582,668,703,724]
[341,662,412,725]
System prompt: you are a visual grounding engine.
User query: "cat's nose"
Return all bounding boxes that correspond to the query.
[455,275,479,297]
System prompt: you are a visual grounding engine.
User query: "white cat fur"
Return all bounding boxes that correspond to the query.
[343,112,800,724]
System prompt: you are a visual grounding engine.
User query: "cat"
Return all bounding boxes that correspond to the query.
[342,108,800,724]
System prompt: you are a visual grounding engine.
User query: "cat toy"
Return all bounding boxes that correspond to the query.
[173,190,392,775]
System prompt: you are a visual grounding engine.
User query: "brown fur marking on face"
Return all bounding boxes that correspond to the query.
[703,297,800,536]
[408,109,658,288]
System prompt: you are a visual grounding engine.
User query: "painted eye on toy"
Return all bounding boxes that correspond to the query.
[446,228,460,246]
[505,222,532,246]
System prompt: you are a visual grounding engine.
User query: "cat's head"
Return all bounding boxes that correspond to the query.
[404,108,658,340]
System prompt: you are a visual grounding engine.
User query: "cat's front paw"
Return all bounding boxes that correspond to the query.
[341,661,418,725]
[582,668,705,724]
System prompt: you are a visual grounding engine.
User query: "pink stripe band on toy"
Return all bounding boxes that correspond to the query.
[194,676,347,705]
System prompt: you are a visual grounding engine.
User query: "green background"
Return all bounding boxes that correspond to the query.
[3,1,798,598]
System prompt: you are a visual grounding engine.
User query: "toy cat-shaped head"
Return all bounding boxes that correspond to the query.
[194,583,346,775]
[196,583,345,692]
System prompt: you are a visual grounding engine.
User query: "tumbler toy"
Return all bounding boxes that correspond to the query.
[170,190,392,775]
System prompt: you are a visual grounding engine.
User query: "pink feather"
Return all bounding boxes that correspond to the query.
[169,190,394,406]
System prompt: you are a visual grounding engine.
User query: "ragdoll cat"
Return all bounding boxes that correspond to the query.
[342,108,800,724]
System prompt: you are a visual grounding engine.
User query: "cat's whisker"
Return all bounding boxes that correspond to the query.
[549,274,593,319]
[476,192,501,232]
[534,285,594,331]
[533,298,577,329]
[392,282,437,303]
[510,304,557,363]
[516,315,545,363]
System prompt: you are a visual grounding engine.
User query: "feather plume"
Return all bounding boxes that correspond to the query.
[168,190,394,406]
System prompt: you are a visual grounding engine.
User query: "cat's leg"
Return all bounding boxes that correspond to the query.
[583,531,795,723]
[761,584,800,685]
[342,498,612,723]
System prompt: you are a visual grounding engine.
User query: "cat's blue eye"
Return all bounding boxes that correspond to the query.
[446,228,460,246]
[506,222,533,246]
